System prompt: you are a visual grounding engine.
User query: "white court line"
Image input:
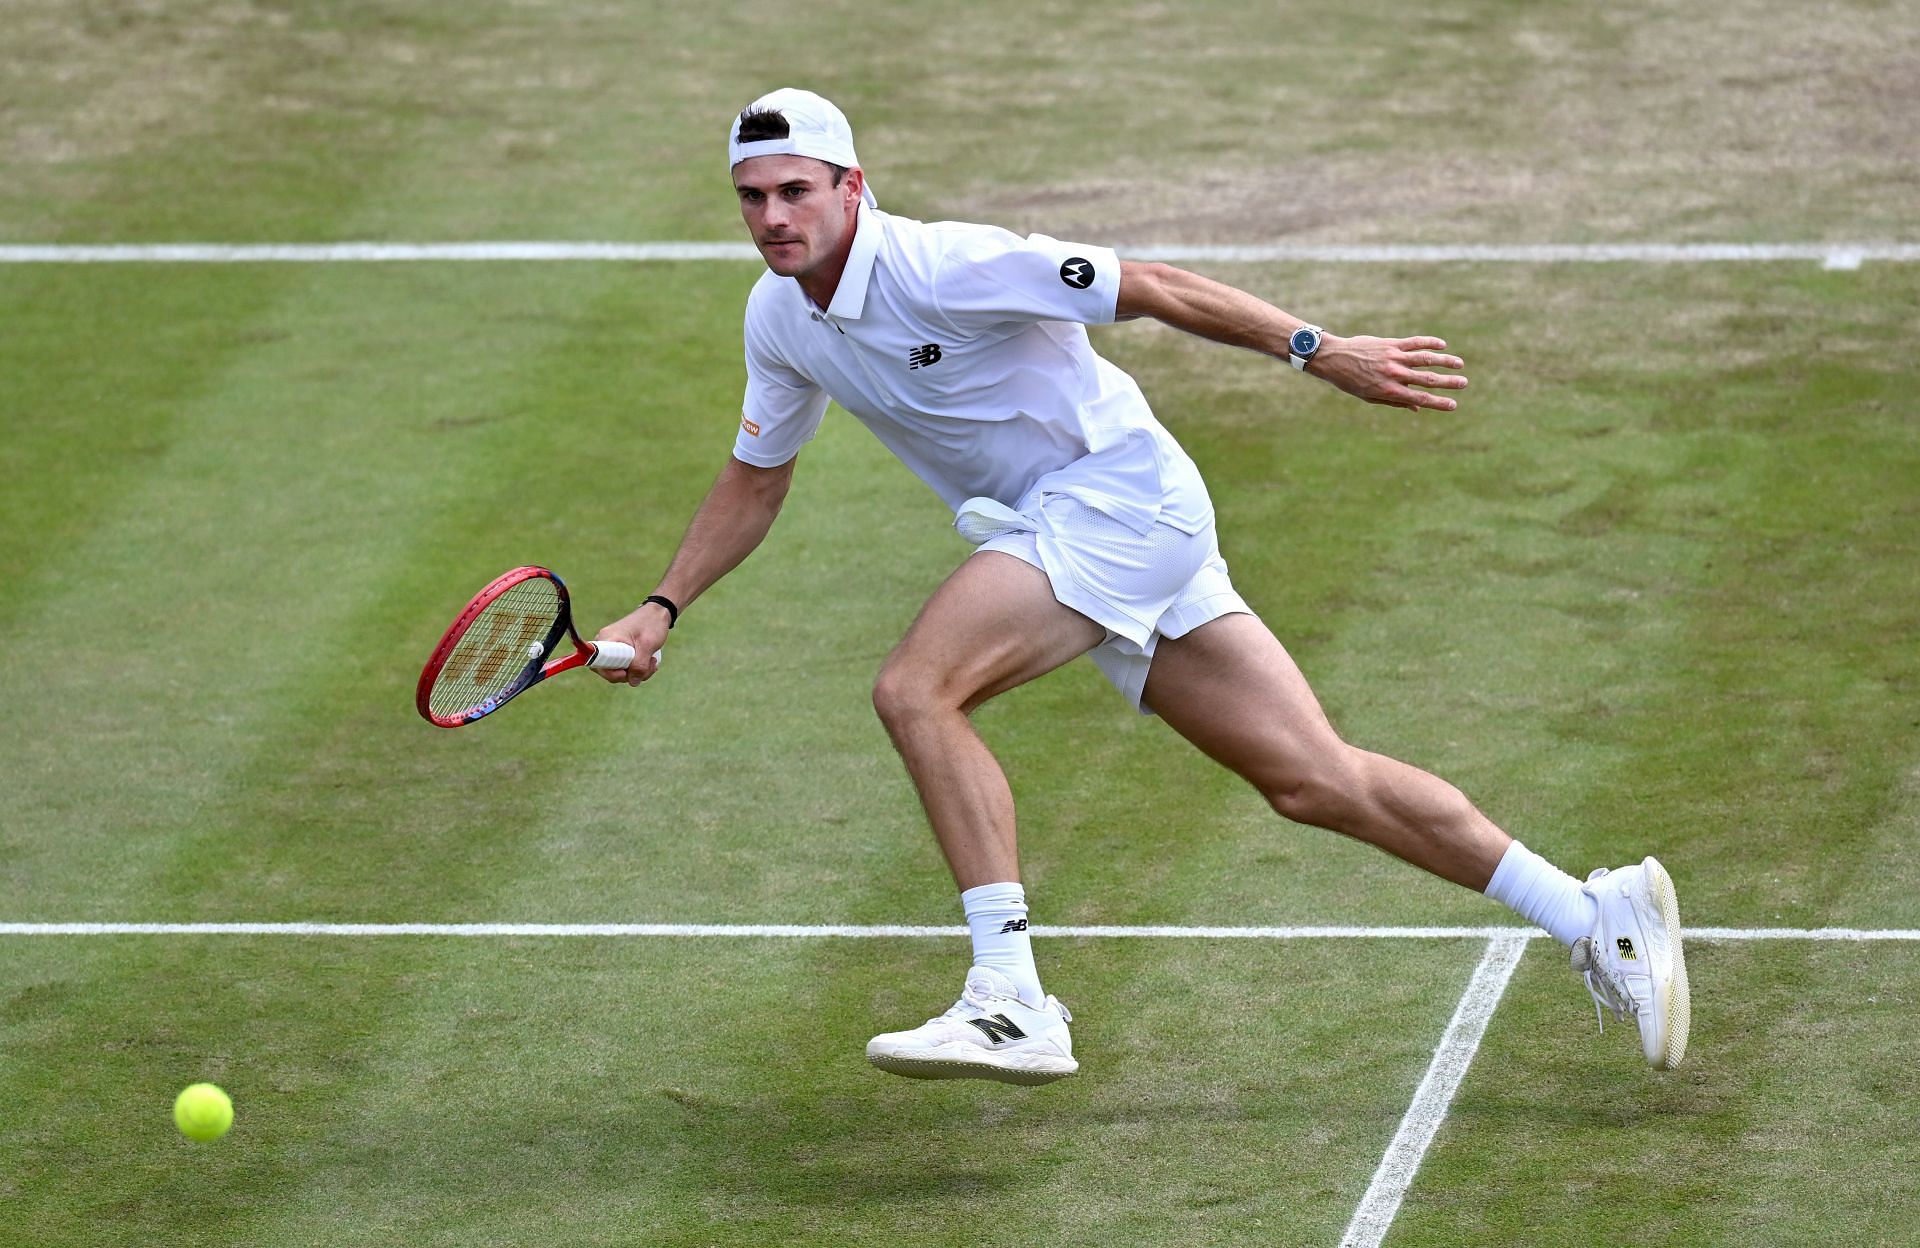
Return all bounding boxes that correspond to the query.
[1,242,1916,265]
[6,922,1899,1248]
[0,922,1914,939]
[1339,933,1532,1248]
[5,921,1906,1241]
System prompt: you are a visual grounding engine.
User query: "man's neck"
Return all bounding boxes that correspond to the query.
[797,209,862,310]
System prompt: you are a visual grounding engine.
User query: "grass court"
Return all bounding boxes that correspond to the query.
[2,2,1916,1244]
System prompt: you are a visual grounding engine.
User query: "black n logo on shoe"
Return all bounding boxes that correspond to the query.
[998,918,1028,934]
[1616,936,1638,960]
[967,1013,1028,1045]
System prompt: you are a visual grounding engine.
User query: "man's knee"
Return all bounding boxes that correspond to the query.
[872,659,953,736]
[1258,746,1368,829]
[1262,773,1348,829]
[1260,745,1477,836]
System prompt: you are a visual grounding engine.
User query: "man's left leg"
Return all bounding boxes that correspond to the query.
[1142,613,1690,1069]
[1143,613,1513,887]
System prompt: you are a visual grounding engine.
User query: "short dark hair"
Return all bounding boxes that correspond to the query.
[735,107,789,144]
[734,107,847,185]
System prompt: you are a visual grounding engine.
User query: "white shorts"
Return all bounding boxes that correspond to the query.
[960,494,1251,715]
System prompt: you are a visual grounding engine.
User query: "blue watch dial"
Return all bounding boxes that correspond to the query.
[1290,327,1320,357]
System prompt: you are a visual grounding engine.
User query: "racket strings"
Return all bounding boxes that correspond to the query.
[429,578,562,717]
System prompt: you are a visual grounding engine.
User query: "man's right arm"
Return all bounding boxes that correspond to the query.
[592,454,796,685]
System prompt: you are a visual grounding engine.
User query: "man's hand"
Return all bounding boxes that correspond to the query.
[592,601,673,688]
[1308,336,1468,412]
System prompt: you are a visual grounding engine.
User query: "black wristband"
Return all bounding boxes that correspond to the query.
[642,594,680,629]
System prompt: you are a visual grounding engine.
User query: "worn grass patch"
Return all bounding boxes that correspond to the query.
[3,0,1915,243]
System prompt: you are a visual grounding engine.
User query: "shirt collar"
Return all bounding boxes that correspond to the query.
[821,201,880,321]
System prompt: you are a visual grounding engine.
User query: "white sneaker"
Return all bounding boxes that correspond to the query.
[866,966,1078,1086]
[1571,856,1691,1069]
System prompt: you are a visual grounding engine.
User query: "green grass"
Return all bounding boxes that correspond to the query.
[2,1,1918,1244]
[0,937,1498,1247]
[1410,943,1920,1248]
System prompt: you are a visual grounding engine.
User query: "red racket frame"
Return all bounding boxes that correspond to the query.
[416,566,601,727]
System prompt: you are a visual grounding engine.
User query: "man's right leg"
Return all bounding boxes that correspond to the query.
[870,549,1105,891]
[863,549,1104,1085]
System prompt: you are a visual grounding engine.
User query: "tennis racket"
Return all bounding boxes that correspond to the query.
[416,566,651,727]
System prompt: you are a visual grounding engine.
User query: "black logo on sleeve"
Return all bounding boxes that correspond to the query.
[998,918,1028,934]
[1059,257,1095,289]
[907,343,943,369]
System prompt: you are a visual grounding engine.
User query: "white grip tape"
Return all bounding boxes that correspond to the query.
[585,642,663,673]
[587,641,636,671]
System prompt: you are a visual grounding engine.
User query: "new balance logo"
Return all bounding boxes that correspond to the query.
[907,343,943,369]
[1617,936,1638,960]
[998,918,1028,934]
[966,1013,1028,1045]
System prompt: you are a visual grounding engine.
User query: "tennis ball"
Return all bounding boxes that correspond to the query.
[173,1083,233,1141]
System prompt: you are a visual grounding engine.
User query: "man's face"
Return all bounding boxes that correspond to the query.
[733,154,862,279]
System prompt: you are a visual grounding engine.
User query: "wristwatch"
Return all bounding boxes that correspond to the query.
[1288,324,1324,370]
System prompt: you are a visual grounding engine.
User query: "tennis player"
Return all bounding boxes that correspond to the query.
[594,88,1689,1082]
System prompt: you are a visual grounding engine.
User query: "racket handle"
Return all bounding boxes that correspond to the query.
[585,641,664,673]
[587,640,636,671]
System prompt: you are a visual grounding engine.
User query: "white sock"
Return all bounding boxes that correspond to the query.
[1484,841,1597,947]
[961,881,1045,1006]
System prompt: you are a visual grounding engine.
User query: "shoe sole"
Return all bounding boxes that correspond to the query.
[1644,856,1691,1070]
[866,1047,1078,1086]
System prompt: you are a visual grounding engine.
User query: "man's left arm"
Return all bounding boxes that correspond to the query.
[1115,261,1468,412]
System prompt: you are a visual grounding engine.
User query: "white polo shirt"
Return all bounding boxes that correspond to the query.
[731,204,1211,537]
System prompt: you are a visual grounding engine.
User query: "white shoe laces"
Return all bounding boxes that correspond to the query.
[917,975,1003,1027]
[1571,936,1639,1033]
[930,998,975,1025]
[923,975,1068,1028]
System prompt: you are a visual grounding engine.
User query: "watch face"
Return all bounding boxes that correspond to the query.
[1290,327,1320,356]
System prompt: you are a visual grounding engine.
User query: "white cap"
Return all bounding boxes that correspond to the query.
[728,88,877,208]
